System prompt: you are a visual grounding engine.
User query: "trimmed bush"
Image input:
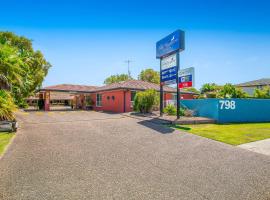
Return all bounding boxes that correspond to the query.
[164,104,176,115]
[134,89,159,113]
[164,104,186,116]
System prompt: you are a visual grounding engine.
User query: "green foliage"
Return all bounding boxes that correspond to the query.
[0,31,51,107]
[0,90,16,121]
[134,89,159,113]
[0,132,15,155]
[164,104,176,115]
[254,86,270,99]
[200,83,218,93]
[138,68,160,84]
[85,96,94,106]
[182,87,200,94]
[200,83,248,99]
[164,104,186,116]
[218,83,248,98]
[104,74,131,85]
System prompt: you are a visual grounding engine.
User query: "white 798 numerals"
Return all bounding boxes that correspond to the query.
[219,100,236,110]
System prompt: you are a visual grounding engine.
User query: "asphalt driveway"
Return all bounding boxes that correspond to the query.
[0,111,270,200]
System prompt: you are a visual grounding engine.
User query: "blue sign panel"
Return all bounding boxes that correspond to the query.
[160,53,177,84]
[161,66,177,83]
[156,30,185,58]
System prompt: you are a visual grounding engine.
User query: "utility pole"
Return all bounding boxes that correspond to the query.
[125,60,132,78]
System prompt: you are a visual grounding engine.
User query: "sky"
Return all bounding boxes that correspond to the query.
[0,0,270,89]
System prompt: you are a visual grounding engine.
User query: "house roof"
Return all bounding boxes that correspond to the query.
[41,84,98,93]
[93,80,179,93]
[236,78,270,87]
[40,80,197,94]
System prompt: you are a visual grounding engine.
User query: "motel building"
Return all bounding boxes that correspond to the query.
[27,80,198,112]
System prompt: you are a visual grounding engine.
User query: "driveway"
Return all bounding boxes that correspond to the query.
[0,111,270,200]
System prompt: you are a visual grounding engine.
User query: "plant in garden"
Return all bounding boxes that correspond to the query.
[254,86,270,98]
[0,90,16,121]
[200,83,221,98]
[134,89,159,113]
[218,83,248,98]
[163,104,186,116]
[164,104,176,115]
[200,83,218,93]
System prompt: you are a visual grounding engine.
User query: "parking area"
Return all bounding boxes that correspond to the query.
[0,111,270,200]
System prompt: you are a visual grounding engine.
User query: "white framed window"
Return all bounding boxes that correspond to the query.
[131,91,136,107]
[96,94,102,107]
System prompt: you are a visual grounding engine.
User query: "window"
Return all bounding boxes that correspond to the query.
[96,94,102,107]
[131,91,136,107]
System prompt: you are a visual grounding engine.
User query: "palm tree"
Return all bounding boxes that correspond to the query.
[0,74,10,90]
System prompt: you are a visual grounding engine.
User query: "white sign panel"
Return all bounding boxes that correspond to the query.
[161,53,177,70]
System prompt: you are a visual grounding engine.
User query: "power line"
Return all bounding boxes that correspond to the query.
[125,60,132,77]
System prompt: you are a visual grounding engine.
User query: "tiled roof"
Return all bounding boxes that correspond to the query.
[42,84,98,93]
[236,78,270,87]
[41,80,197,94]
[93,80,176,93]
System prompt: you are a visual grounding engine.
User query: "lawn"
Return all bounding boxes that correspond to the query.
[0,132,14,156]
[174,123,270,145]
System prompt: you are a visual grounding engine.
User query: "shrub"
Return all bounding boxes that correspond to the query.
[134,89,159,113]
[164,104,176,115]
[164,104,186,116]
[218,83,248,98]
[254,86,270,99]
[0,90,16,121]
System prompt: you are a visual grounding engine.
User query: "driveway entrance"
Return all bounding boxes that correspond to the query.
[0,111,269,200]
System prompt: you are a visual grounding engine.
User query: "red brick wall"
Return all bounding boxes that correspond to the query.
[92,90,196,113]
[93,90,126,113]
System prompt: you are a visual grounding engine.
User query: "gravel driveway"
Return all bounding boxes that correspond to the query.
[0,111,270,200]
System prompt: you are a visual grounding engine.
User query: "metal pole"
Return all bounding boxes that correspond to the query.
[176,52,180,119]
[160,59,163,116]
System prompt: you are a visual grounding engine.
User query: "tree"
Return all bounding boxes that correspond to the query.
[254,86,270,99]
[0,31,51,107]
[138,68,160,84]
[104,74,131,85]
[218,83,248,98]
[200,83,218,94]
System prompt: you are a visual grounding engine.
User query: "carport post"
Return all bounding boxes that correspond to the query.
[44,91,50,111]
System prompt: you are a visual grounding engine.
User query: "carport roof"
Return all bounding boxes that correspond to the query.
[41,84,98,93]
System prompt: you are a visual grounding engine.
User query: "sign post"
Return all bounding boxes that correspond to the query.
[156,30,185,119]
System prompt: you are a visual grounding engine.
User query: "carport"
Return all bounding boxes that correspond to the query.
[35,84,97,111]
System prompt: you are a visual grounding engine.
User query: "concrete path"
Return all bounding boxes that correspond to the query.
[238,138,270,156]
[0,111,270,200]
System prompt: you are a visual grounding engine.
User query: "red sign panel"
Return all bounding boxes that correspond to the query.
[179,81,193,88]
